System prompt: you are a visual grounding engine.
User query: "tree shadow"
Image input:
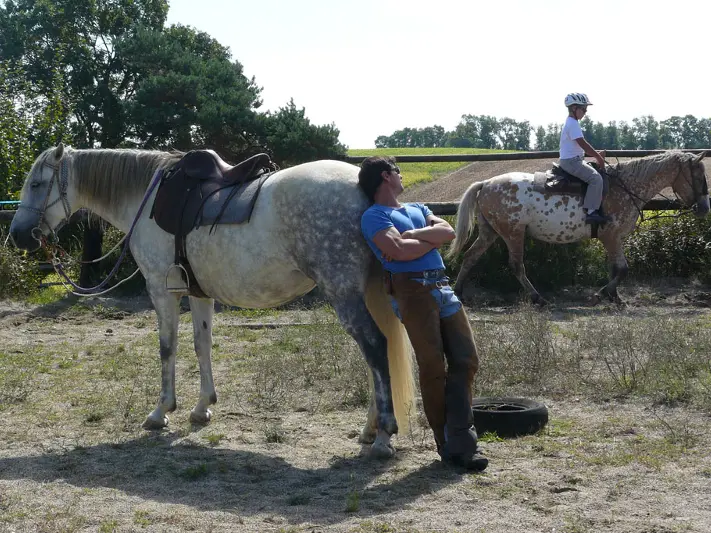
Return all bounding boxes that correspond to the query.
[0,434,469,527]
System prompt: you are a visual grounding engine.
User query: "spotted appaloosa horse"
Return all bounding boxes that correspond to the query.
[9,144,416,458]
[448,151,710,304]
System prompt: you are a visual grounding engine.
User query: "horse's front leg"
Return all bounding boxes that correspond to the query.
[188,296,217,424]
[595,238,628,305]
[143,289,181,429]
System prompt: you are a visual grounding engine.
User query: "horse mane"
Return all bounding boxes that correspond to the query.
[615,150,691,179]
[54,147,182,208]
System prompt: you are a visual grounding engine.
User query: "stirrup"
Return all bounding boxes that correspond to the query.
[165,263,190,293]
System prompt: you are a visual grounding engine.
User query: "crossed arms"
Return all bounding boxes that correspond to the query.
[372,215,455,262]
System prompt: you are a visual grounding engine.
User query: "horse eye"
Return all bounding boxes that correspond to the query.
[30,181,41,189]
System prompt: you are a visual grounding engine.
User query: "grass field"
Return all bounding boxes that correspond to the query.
[348,147,510,188]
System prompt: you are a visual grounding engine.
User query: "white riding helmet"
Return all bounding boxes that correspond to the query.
[564,93,593,107]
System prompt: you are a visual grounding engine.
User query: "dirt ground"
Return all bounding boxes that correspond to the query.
[1,284,710,533]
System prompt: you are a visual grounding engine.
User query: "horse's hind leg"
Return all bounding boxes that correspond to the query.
[329,292,398,458]
[453,217,499,297]
[595,237,628,305]
[502,230,546,305]
[143,289,181,429]
[188,296,217,424]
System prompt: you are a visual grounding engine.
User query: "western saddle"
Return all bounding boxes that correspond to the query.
[150,150,276,297]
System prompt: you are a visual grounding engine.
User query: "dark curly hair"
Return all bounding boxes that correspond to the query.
[358,156,397,203]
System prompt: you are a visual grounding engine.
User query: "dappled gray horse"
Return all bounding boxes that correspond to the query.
[9,144,415,457]
[448,151,710,304]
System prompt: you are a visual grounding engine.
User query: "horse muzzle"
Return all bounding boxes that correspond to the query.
[692,196,710,218]
[8,220,43,252]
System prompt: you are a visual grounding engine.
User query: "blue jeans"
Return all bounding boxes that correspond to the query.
[390,271,461,320]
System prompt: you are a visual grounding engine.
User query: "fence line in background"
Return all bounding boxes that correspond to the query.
[343,149,710,164]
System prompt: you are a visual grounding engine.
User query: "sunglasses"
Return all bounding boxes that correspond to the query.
[390,166,401,174]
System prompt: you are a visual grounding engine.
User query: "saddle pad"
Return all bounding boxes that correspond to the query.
[532,172,549,194]
[198,173,270,228]
[152,172,271,236]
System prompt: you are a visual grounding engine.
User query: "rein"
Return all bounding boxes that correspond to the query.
[38,166,165,296]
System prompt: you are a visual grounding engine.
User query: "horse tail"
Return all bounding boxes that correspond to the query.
[365,263,416,434]
[446,180,486,259]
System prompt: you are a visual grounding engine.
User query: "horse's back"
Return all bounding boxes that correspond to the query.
[187,160,374,306]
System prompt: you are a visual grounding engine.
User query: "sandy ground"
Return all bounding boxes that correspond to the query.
[0,288,710,533]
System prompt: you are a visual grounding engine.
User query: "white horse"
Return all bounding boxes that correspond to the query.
[9,144,416,458]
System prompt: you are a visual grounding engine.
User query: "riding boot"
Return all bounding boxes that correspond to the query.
[439,308,481,462]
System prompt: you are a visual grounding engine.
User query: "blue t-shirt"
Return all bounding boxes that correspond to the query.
[361,202,445,273]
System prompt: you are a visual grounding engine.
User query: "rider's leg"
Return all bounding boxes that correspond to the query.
[559,156,604,213]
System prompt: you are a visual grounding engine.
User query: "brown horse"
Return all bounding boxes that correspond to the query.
[447,151,709,304]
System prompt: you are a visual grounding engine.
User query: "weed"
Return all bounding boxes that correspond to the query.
[179,463,210,480]
[133,509,152,526]
[345,489,360,513]
[98,520,120,533]
[264,421,287,443]
[202,432,226,446]
[478,431,504,443]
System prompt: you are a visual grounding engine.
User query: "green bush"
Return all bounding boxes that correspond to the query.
[624,214,711,281]
[0,228,42,298]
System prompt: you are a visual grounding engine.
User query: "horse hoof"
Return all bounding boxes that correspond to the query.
[590,293,602,306]
[142,414,169,430]
[358,429,376,444]
[369,441,395,459]
[189,408,212,425]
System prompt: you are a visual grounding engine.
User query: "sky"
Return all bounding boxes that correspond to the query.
[166,0,711,149]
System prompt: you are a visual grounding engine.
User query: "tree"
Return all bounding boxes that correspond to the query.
[0,64,33,199]
[632,115,660,150]
[372,125,446,148]
[534,126,547,151]
[0,0,171,148]
[257,99,346,167]
[122,24,262,156]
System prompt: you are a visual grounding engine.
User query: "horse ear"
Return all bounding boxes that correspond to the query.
[53,143,65,160]
[694,151,706,164]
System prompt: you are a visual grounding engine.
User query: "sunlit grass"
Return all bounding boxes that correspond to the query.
[348,147,514,188]
[26,273,70,305]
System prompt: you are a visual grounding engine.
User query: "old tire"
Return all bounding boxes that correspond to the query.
[472,397,549,438]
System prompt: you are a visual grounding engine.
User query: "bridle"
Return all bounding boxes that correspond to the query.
[17,152,165,296]
[680,156,708,201]
[17,157,72,244]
